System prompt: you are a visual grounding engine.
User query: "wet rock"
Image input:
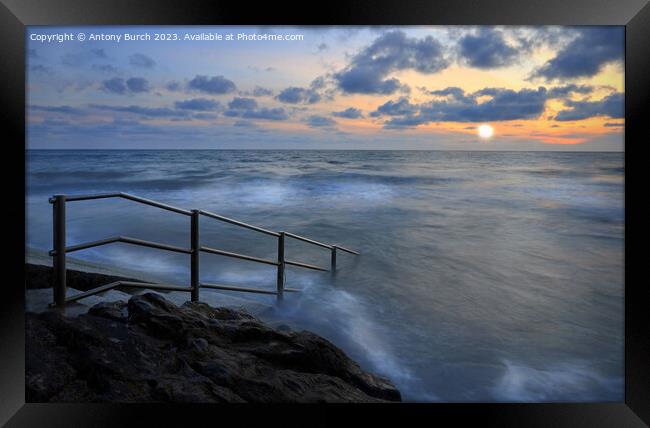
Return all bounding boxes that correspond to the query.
[26,293,401,403]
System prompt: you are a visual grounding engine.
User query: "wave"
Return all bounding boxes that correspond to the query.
[490,359,623,402]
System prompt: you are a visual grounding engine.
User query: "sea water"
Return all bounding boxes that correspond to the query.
[25,150,624,402]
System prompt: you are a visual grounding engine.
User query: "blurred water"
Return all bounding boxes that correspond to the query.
[26,150,624,402]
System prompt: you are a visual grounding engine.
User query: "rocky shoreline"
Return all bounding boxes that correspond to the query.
[26,269,401,403]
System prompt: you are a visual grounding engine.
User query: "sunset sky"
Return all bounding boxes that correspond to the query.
[27,26,624,150]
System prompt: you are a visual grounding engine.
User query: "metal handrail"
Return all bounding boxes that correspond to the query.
[285,259,329,272]
[58,280,194,306]
[283,231,332,249]
[48,192,359,307]
[200,245,279,266]
[49,236,192,255]
[199,209,280,237]
[53,192,192,216]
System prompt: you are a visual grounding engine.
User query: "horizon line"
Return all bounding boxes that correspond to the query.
[26,148,625,153]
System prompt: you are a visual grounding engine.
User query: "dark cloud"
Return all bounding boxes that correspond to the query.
[129,53,155,68]
[102,77,150,94]
[102,78,128,94]
[192,113,218,120]
[306,115,336,128]
[458,28,518,69]
[547,84,594,98]
[242,107,288,121]
[276,87,321,104]
[90,104,191,119]
[383,116,429,128]
[334,31,449,95]
[317,43,328,52]
[554,93,624,121]
[29,105,86,115]
[604,122,624,127]
[228,97,258,110]
[310,76,327,90]
[531,27,624,81]
[188,75,237,94]
[332,107,363,119]
[252,86,274,97]
[376,86,549,127]
[174,98,220,111]
[427,87,468,99]
[233,120,257,127]
[223,97,288,121]
[126,77,150,93]
[371,97,418,117]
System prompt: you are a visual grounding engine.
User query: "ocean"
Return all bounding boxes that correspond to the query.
[25,150,625,402]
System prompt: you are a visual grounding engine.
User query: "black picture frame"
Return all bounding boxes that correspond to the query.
[2,0,648,426]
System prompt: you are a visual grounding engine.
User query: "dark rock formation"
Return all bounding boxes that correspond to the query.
[26,292,401,402]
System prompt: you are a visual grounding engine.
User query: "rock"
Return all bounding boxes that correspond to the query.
[26,292,401,403]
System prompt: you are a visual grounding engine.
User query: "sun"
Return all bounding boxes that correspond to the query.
[478,124,494,139]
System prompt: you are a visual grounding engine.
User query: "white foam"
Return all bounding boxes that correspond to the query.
[491,359,623,402]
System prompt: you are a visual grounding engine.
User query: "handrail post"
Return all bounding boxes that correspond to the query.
[51,194,66,307]
[276,232,285,302]
[190,209,200,302]
[331,245,337,274]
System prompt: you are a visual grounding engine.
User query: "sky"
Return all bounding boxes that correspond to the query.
[26,26,624,150]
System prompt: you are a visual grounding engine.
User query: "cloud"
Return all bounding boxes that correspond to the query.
[233,120,257,127]
[376,86,550,127]
[102,78,128,94]
[174,98,220,111]
[252,86,274,97]
[458,28,518,68]
[531,27,624,80]
[129,53,155,68]
[228,97,258,110]
[90,104,192,119]
[334,30,449,95]
[370,97,418,117]
[554,93,624,121]
[192,113,218,120]
[427,87,469,99]
[102,77,150,94]
[224,97,288,121]
[332,107,363,119]
[306,115,336,128]
[126,77,150,93]
[242,107,288,121]
[604,122,624,127]
[317,43,328,52]
[29,105,86,115]
[276,86,321,104]
[188,75,237,94]
[546,84,594,98]
[61,49,107,66]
